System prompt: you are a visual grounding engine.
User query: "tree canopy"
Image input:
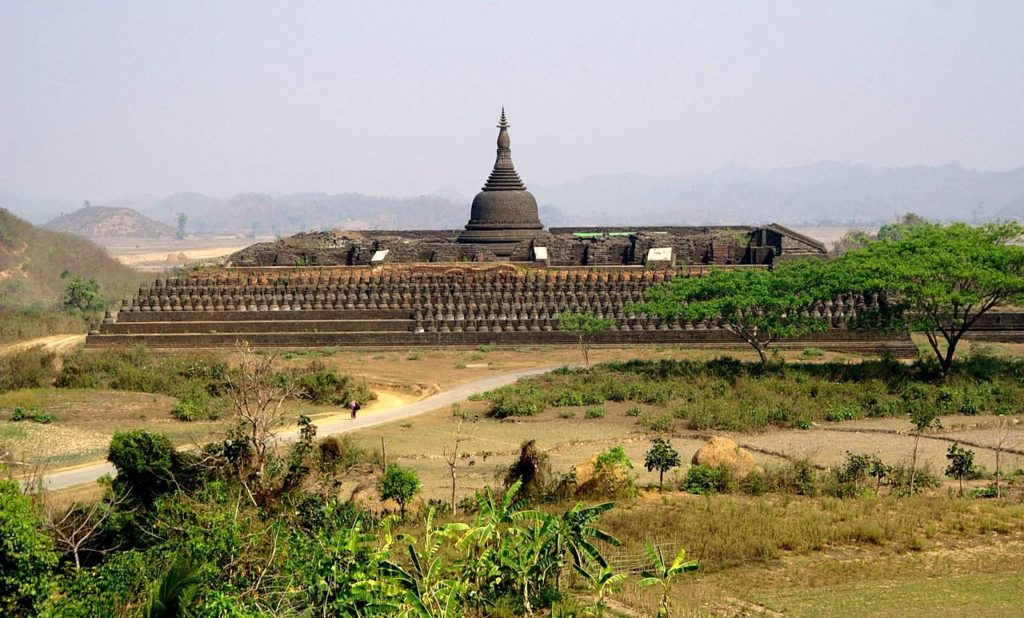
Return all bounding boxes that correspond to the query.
[836,222,1024,375]
[636,260,836,364]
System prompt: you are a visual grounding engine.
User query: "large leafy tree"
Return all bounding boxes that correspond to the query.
[636,260,836,365]
[837,222,1024,376]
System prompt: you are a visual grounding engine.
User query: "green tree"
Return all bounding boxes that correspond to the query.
[636,260,835,365]
[945,443,976,497]
[378,464,421,518]
[876,212,929,242]
[63,276,105,312]
[644,438,681,491]
[0,480,57,616]
[638,544,698,618]
[556,312,615,370]
[107,430,177,507]
[837,222,1024,376]
[174,213,188,240]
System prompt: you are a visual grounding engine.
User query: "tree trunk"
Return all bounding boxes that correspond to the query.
[450,466,457,515]
[959,475,964,497]
[580,335,590,371]
[910,432,921,494]
[995,421,1003,499]
[659,469,664,491]
[755,345,767,366]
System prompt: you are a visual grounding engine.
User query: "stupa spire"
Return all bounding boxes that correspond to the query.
[483,108,526,192]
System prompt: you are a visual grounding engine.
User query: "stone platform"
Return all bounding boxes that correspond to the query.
[87,265,918,356]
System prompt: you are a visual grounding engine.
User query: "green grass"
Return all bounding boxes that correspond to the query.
[473,356,1024,430]
[750,571,1024,618]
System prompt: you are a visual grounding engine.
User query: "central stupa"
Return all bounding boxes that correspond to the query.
[458,109,544,256]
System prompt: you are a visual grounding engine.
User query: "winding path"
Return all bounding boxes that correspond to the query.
[33,365,556,492]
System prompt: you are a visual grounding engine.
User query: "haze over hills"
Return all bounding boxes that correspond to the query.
[44,205,176,239]
[2,162,1022,235]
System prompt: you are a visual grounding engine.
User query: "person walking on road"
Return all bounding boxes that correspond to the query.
[348,399,362,419]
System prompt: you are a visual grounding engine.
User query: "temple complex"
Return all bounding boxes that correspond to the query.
[85,110,928,354]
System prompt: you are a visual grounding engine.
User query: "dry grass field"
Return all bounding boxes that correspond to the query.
[3,339,1024,616]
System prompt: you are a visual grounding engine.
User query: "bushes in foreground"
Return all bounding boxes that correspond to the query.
[474,356,1024,430]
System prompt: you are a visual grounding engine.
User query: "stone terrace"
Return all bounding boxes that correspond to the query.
[87,265,917,355]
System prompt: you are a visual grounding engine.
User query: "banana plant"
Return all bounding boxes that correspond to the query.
[638,545,698,618]
[383,508,469,617]
[554,501,620,586]
[573,563,628,618]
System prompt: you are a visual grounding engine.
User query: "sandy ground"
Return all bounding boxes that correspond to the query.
[95,235,274,271]
[0,334,86,357]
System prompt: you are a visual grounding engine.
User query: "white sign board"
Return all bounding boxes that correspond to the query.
[370,250,389,263]
[646,247,672,263]
[533,246,548,261]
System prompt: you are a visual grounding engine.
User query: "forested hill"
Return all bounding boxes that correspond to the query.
[0,208,144,309]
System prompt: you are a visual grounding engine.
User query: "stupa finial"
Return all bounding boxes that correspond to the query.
[498,107,508,128]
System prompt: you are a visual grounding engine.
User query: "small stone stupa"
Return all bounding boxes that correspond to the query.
[458,108,544,256]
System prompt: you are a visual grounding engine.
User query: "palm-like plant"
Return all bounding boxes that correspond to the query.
[384,508,469,617]
[638,545,698,618]
[574,564,628,617]
[143,557,202,618]
[551,501,620,588]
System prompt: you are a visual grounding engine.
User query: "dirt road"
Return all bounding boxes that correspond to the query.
[0,334,86,357]
[31,365,557,492]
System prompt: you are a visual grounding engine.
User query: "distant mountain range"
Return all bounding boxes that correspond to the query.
[3,162,1022,235]
[44,205,175,239]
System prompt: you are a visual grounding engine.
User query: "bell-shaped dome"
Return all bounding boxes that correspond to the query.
[459,109,544,256]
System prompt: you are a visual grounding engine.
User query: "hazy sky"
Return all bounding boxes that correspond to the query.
[2,1,1022,200]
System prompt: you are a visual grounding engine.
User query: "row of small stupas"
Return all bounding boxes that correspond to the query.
[228,110,827,268]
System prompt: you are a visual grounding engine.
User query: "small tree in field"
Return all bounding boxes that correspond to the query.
[636,260,835,365]
[378,464,421,518]
[644,438,681,491]
[556,312,615,370]
[945,443,976,496]
[837,222,1024,376]
[909,408,941,494]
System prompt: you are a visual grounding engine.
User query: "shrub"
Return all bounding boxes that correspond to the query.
[823,403,860,422]
[558,410,576,419]
[0,347,58,392]
[625,405,642,417]
[582,446,636,499]
[584,407,605,419]
[377,465,420,517]
[638,412,673,433]
[681,464,734,495]
[0,480,57,616]
[289,362,373,405]
[505,440,551,502]
[800,347,825,358]
[764,459,819,496]
[29,411,55,424]
[317,436,364,473]
[740,470,767,495]
[107,430,178,506]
